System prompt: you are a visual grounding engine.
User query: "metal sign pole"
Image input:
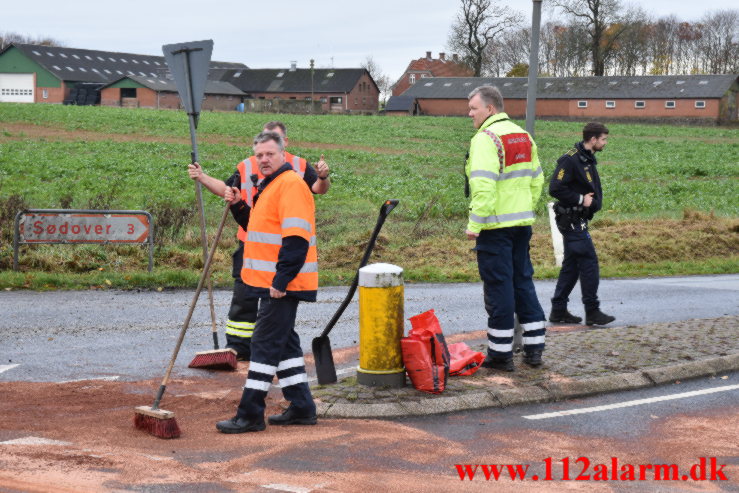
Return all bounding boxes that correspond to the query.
[164,40,218,342]
[525,0,543,138]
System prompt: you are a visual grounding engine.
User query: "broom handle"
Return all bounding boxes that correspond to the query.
[152,203,231,410]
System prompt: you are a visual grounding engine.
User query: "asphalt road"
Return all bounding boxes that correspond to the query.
[1,274,737,382]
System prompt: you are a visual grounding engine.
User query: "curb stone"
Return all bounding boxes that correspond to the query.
[315,353,739,419]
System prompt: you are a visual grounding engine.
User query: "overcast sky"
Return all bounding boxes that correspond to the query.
[3,0,736,81]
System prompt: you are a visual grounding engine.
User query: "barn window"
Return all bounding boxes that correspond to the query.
[121,88,136,98]
[665,101,676,109]
[42,89,48,99]
[605,100,615,108]
[577,100,588,108]
[635,101,646,109]
[409,74,416,84]
[695,101,706,108]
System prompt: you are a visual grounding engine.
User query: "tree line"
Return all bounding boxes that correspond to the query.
[447,0,739,77]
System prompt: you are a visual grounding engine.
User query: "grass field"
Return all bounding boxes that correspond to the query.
[0,103,737,290]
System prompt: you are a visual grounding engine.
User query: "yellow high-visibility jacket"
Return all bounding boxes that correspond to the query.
[465,113,544,233]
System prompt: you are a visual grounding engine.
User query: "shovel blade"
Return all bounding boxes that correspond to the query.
[312,336,337,385]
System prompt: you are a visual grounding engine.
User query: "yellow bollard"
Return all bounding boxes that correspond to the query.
[356,263,406,387]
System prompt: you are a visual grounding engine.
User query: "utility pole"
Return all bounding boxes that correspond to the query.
[310,58,315,114]
[525,0,543,138]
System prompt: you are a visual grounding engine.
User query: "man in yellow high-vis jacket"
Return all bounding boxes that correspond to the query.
[465,85,547,371]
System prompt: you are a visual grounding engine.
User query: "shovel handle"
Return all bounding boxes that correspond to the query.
[318,199,399,338]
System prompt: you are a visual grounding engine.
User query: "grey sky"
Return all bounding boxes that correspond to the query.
[3,0,735,82]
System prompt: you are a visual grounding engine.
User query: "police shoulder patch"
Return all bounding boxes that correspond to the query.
[566,147,577,156]
[557,168,565,180]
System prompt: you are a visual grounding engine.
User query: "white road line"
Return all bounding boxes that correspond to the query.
[0,364,20,375]
[275,368,356,388]
[0,437,72,446]
[56,376,120,384]
[523,383,739,420]
[261,484,311,493]
[307,367,355,384]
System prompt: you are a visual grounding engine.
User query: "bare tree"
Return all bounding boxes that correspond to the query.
[609,8,652,75]
[447,0,523,76]
[551,0,627,76]
[0,32,63,51]
[360,55,391,104]
[696,10,739,73]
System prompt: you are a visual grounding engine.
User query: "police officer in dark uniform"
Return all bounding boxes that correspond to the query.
[549,122,615,326]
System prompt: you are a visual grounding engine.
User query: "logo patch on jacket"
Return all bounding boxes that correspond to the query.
[557,168,565,180]
[586,171,593,182]
[502,133,532,167]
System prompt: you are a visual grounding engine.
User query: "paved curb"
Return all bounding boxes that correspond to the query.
[316,353,739,419]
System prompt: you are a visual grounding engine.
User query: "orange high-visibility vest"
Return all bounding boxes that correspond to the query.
[241,169,317,294]
[236,152,307,242]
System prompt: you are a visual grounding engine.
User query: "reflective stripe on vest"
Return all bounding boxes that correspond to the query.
[469,167,543,181]
[469,210,535,224]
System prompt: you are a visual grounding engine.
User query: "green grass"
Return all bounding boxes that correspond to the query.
[0,102,737,290]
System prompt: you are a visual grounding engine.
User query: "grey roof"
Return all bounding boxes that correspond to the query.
[5,43,246,84]
[218,68,374,94]
[100,75,245,96]
[385,95,415,112]
[401,74,739,100]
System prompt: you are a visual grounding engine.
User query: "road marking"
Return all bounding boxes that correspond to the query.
[523,383,739,420]
[0,364,20,375]
[275,367,356,388]
[306,367,355,385]
[0,437,72,446]
[261,484,312,493]
[56,376,120,384]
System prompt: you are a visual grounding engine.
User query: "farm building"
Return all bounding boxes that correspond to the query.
[99,75,244,111]
[386,75,739,123]
[216,64,380,113]
[0,43,246,106]
[0,43,379,113]
[390,51,473,97]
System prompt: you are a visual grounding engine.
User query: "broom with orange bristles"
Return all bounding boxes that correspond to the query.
[134,204,230,438]
[187,309,237,370]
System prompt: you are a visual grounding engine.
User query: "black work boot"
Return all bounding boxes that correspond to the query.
[481,356,514,372]
[215,415,266,434]
[268,406,317,426]
[523,350,543,367]
[585,309,616,326]
[549,309,582,324]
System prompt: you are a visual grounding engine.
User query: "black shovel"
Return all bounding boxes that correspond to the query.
[312,199,399,385]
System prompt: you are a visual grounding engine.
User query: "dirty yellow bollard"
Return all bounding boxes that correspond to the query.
[356,263,406,387]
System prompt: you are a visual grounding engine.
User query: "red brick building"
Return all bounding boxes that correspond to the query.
[386,75,739,123]
[390,51,473,97]
[99,75,244,110]
[219,65,379,113]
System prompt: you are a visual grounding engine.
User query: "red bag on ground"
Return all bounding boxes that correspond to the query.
[401,310,450,394]
[447,342,485,376]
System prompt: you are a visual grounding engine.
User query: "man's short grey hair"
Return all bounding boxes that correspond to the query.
[468,85,504,112]
[253,130,285,152]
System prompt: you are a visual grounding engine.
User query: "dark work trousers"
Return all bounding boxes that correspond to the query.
[476,226,546,361]
[551,228,600,312]
[224,242,258,360]
[236,296,315,421]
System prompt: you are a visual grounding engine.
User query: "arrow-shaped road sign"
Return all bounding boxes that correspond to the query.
[162,39,213,125]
